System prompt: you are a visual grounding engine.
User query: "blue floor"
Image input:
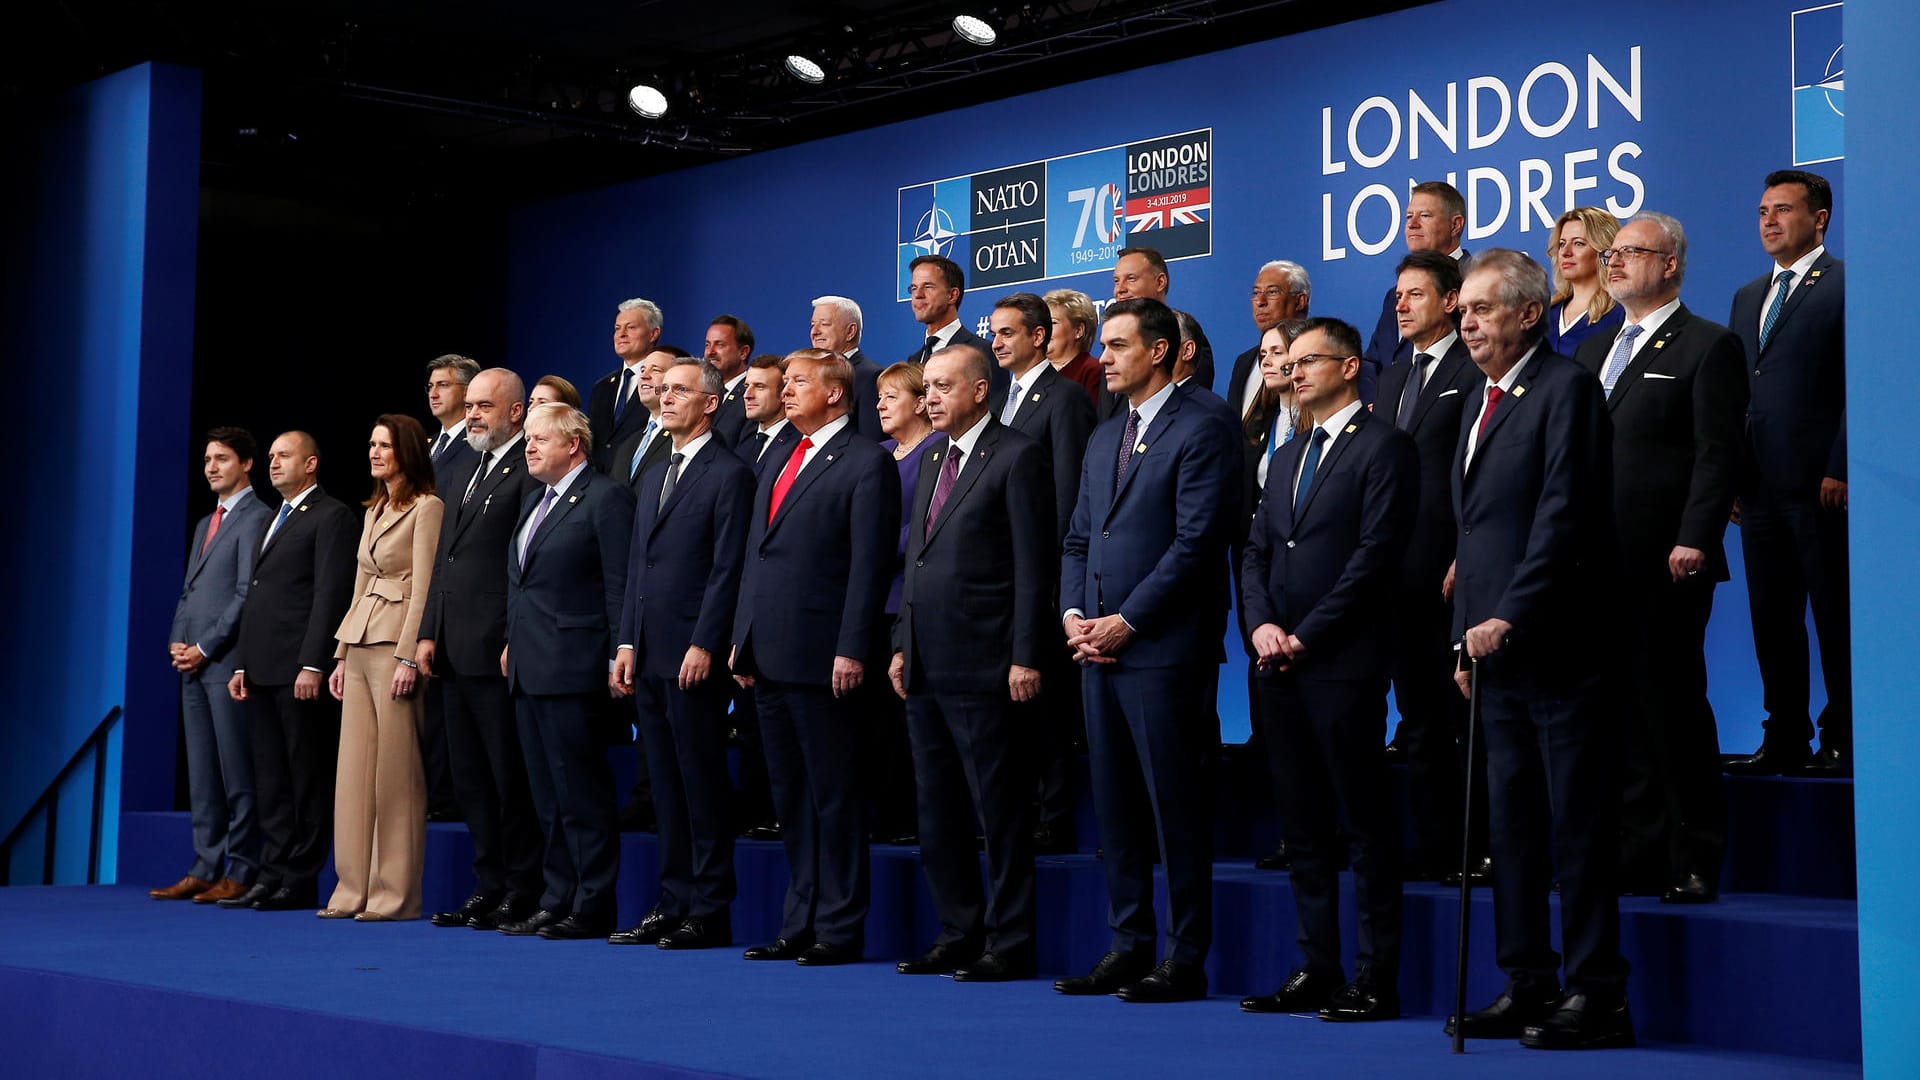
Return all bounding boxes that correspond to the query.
[0,885,1860,1079]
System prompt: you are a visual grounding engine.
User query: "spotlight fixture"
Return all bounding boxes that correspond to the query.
[952,14,998,46]
[784,54,826,84]
[626,83,668,119]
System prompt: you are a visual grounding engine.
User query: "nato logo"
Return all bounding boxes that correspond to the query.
[1792,3,1844,165]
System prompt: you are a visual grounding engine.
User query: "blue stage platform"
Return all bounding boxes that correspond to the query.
[0,884,1860,1080]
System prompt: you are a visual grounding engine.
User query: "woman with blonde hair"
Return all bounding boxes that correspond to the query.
[1544,206,1625,355]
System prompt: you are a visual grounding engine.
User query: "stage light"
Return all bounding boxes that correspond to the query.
[627,83,668,119]
[952,15,998,46]
[784,54,826,84]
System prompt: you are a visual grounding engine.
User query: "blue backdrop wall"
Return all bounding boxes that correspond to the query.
[508,0,1843,745]
[0,63,202,881]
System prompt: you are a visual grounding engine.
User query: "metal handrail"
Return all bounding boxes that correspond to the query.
[0,706,123,886]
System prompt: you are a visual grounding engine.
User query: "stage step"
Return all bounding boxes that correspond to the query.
[116,809,1860,1062]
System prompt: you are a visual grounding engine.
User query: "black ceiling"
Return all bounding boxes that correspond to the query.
[11,0,1427,208]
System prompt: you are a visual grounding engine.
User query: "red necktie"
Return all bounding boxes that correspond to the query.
[1476,385,1505,442]
[767,436,813,523]
[201,505,225,555]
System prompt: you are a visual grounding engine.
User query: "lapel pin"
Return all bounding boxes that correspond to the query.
[299,505,309,512]
[1809,269,1824,279]
[569,495,579,504]
[1654,339,1667,349]
[1136,442,1147,454]
[1512,385,1528,397]
[931,451,940,461]
[826,454,835,462]
[1030,391,1041,402]
[502,466,512,474]
[1345,424,1358,434]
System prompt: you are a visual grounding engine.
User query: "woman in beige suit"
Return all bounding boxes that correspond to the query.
[322,413,443,921]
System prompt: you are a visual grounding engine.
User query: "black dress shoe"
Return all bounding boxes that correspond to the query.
[472,895,535,930]
[1117,959,1207,1003]
[745,822,782,842]
[795,941,863,966]
[743,935,813,961]
[954,948,1037,982]
[896,940,982,975]
[1660,872,1718,904]
[1054,949,1155,995]
[216,882,273,909]
[1723,742,1810,776]
[431,892,504,928]
[1252,843,1291,871]
[1241,967,1341,1013]
[540,912,616,940]
[658,913,732,950]
[1319,971,1399,1021]
[497,908,563,936]
[608,908,679,945]
[1520,994,1636,1050]
[1382,739,1405,763]
[1445,984,1563,1038]
[1031,822,1076,855]
[1802,746,1851,776]
[1443,855,1494,887]
[253,886,318,911]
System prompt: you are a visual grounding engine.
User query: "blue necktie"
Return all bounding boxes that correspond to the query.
[1601,324,1644,397]
[263,501,293,550]
[1759,269,1796,351]
[1001,379,1023,425]
[613,367,633,424]
[1293,428,1328,523]
[629,420,658,479]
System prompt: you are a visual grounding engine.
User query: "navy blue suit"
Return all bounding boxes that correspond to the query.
[619,437,753,920]
[421,429,479,812]
[505,465,635,921]
[726,420,802,828]
[712,378,753,448]
[1451,347,1626,1002]
[1366,250,1469,405]
[1244,406,1417,983]
[1060,383,1239,966]
[1729,253,1849,752]
[732,418,900,947]
[845,349,888,442]
[902,327,1011,418]
[895,421,1052,955]
[1576,305,1747,887]
[588,365,653,474]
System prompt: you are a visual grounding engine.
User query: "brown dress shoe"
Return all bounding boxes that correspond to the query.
[150,875,215,900]
[192,878,249,904]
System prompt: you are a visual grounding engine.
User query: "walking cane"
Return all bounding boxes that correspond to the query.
[1451,652,1481,1055]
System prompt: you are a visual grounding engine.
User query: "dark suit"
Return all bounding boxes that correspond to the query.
[505,465,636,921]
[1374,336,1484,871]
[1243,407,1417,983]
[895,421,1052,955]
[418,437,545,906]
[732,417,899,947]
[610,417,674,811]
[713,375,753,448]
[1728,253,1849,752]
[171,490,272,885]
[588,364,653,474]
[230,487,356,897]
[422,429,480,815]
[1366,250,1470,405]
[1226,343,1262,423]
[726,421,802,827]
[903,326,1010,418]
[1094,311,1213,422]
[845,348,887,442]
[1060,384,1239,966]
[1451,347,1625,1003]
[738,423,802,483]
[1577,305,1746,886]
[619,437,753,919]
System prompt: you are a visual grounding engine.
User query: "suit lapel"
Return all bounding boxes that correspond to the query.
[524,469,591,566]
[767,426,851,536]
[1464,362,1538,478]
[258,489,319,565]
[1411,342,1470,431]
[1105,391,1181,523]
[1293,411,1368,525]
[1009,366,1057,435]
[650,444,712,534]
[925,424,998,546]
[1760,253,1834,358]
[1606,306,1690,412]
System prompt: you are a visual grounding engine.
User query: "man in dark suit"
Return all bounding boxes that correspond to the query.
[155,428,271,905]
[1239,317,1418,1022]
[1373,251,1485,882]
[1226,260,1312,423]
[1364,181,1470,404]
[611,358,754,950]
[731,349,899,966]
[902,255,1008,413]
[500,402,636,940]
[1446,250,1630,1050]
[704,315,756,447]
[888,343,1052,980]
[587,298,663,473]
[223,431,356,910]
[728,352,797,836]
[1112,246,1215,390]
[422,354,481,822]
[415,368,548,930]
[1723,170,1850,776]
[1577,213,1747,902]
[810,295,888,441]
[1055,298,1240,1003]
[987,293,1096,853]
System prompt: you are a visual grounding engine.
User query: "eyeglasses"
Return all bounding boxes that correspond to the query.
[1598,246,1673,265]
[1290,353,1350,369]
[657,384,710,400]
[1250,287,1292,301]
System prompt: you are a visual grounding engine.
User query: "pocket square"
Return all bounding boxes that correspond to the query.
[1642,372,1677,380]
[1437,388,1460,398]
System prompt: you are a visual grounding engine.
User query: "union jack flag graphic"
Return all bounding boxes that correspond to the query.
[1125,188,1212,232]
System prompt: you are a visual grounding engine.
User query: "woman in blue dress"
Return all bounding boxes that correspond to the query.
[1544,207,1625,356]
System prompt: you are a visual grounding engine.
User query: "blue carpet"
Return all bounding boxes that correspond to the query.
[0,885,1860,1079]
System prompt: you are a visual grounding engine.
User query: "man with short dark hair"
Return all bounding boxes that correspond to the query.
[1364,181,1470,403]
[1055,297,1239,1003]
[155,428,271,904]
[1111,245,1215,391]
[223,431,357,911]
[905,255,1006,413]
[706,315,756,447]
[422,354,481,821]
[1724,169,1850,776]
